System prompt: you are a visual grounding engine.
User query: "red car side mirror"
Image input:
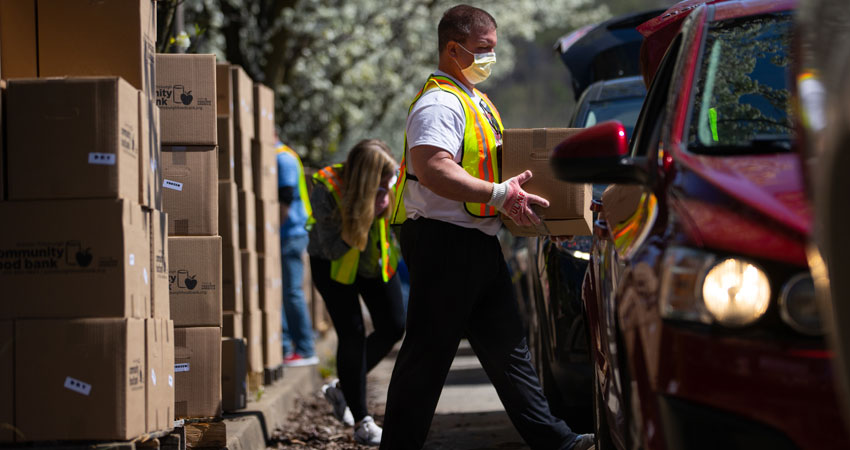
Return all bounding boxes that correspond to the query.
[550,121,648,185]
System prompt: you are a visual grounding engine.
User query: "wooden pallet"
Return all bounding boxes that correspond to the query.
[247,370,264,396]
[263,364,284,385]
[2,428,178,450]
[180,419,225,449]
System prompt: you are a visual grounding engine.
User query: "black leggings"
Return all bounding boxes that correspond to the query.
[310,255,405,422]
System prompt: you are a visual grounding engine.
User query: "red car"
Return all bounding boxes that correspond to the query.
[551,0,850,449]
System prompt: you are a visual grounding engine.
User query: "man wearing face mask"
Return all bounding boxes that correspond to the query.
[380,4,594,450]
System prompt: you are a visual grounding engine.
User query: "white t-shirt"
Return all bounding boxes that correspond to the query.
[403,70,502,236]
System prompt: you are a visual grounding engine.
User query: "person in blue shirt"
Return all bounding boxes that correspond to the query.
[277,142,318,367]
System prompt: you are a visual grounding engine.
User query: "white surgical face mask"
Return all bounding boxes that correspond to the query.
[455,43,496,85]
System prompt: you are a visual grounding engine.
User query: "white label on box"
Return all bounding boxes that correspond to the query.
[64,376,92,396]
[88,153,116,166]
[151,159,156,171]
[129,253,135,266]
[163,179,183,191]
[151,368,157,386]
[143,267,149,285]
[230,157,235,169]
[175,363,190,373]
[168,375,174,387]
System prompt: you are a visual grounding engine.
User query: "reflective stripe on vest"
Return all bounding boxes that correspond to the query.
[391,75,504,224]
[311,164,398,284]
[276,144,313,224]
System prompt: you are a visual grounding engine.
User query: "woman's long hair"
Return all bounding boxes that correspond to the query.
[340,139,397,251]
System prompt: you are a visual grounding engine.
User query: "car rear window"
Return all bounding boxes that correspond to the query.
[688,12,793,154]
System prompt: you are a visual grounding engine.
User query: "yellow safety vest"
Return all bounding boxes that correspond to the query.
[312,164,399,285]
[391,74,504,224]
[276,144,313,220]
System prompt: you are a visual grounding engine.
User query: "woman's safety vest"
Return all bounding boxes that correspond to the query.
[311,164,399,285]
[391,74,504,224]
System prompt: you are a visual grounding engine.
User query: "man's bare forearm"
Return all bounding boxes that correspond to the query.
[409,145,493,203]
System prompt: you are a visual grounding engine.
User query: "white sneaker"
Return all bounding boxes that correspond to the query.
[321,379,355,426]
[353,415,382,446]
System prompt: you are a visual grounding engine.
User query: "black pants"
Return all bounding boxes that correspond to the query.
[310,256,405,422]
[380,218,577,450]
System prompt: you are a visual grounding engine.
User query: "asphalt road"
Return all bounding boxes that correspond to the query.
[367,340,530,450]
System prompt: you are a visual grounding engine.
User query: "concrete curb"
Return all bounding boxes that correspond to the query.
[221,331,337,450]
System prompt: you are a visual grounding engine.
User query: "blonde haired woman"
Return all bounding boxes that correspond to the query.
[307,139,404,446]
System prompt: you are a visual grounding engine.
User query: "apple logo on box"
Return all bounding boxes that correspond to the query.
[76,249,93,268]
[185,275,198,290]
[180,90,193,106]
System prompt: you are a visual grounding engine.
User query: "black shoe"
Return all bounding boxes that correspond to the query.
[571,434,596,450]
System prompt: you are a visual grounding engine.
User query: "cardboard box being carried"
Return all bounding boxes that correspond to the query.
[0,320,12,443]
[156,54,217,145]
[253,83,275,144]
[231,66,254,139]
[16,318,146,442]
[174,327,222,419]
[0,1,37,79]
[223,312,243,338]
[145,318,175,433]
[37,0,156,94]
[7,77,139,202]
[168,236,222,328]
[243,311,263,373]
[252,139,278,201]
[0,199,150,319]
[221,337,247,412]
[162,145,218,236]
[151,208,170,319]
[501,128,592,237]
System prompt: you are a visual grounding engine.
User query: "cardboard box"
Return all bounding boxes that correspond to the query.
[16,318,146,441]
[156,54,217,145]
[238,190,257,251]
[252,139,278,201]
[168,236,222,328]
[37,0,155,94]
[234,128,254,191]
[240,250,260,313]
[162,145,218,236]
[253,83,275,144]
[258,253,282,312]
[0,320,12,443]
[223,312,243,338]
[217,116,235,181]
[174,327,222,419]
[0,199,150,319]
[219,181,240,249]
[140,93,162,209]
[146,318,175,433]
[221,337,247,412]
[256,199,281,257]
[7,77,139,201]
[216,63,232,117]
[1,80,5,202]
[223,243,243,314]
[243,312,263,373]
[231,66,254,139]
[501,128,592,236]
[262,310,282,368]
[0,0,37,79]
[151,208,170,319]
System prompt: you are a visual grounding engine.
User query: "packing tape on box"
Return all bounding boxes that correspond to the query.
[64,376,92,396]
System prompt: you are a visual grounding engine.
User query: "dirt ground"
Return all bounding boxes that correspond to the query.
[268,391,385,450]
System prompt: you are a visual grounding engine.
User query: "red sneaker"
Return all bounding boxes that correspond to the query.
[284,353,319,367]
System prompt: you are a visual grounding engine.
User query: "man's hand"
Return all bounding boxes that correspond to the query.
[488,170,550,226]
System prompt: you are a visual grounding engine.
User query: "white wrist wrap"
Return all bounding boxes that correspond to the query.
[487,181,508,210]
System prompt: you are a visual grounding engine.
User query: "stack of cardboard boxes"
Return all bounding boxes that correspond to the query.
[253,83,284,384]
[156,53,223,420]
[0,0,174,443]
[216,62,248,412]
[227,65,265,389]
